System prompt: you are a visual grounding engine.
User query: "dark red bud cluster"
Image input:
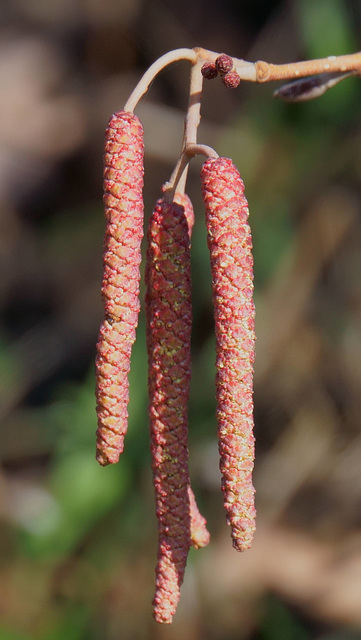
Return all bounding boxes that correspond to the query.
[201,54,241,89]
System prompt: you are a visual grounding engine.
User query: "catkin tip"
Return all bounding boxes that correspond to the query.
[96,451,110,467]
[95,447,120,466]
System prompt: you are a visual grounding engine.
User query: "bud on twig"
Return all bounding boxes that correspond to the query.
[95,111,144,466]
[273,70,357,102]
[222,70,241,88]
[201,157,256,552]
[201,61,218,80]
[215,54,234,75]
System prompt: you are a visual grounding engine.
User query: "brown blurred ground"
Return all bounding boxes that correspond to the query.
[0,1,361,639]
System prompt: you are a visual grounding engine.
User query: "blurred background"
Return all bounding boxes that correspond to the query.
[1,0,361,638]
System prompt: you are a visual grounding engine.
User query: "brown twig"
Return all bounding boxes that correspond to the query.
[163,60,218,201]
[123,47,361,201]
[255,51,361,83]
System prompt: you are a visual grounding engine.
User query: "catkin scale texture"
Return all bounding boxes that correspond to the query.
[201,157,256,552]
[95,111,144,466]
[146,193,209,623]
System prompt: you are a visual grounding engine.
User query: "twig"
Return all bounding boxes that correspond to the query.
[163,60,218,201]
[254,51,361,82]
[124,48,197,113]
[123,46,361,201]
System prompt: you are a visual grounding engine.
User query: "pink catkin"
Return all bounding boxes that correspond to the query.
[95,111,144,466]
[171,195,210,552]
[201,157,256,552]
[146,192,209,623]
[178,194,210,552]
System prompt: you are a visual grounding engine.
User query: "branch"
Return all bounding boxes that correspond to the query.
[124,48,197,113]
[254,51,361,83]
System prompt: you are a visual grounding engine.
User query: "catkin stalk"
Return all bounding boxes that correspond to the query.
[201,157,256,551]
[95,111,144,466]
[146,193,209,623]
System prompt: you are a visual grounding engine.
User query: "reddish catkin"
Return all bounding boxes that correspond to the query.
[95,111,144,466]
[201,157,256,552]
[181,191,210,552]
[146,192,209,623]
[175,195,210,552]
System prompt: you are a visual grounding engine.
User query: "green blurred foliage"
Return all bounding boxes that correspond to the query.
[259,595,310,640]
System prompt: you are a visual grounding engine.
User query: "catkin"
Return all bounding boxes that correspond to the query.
[175,194,210,552]
[146,192,209,623]
[95,110,144,466]
[201,157,256,552]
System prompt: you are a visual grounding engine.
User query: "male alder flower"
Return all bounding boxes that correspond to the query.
[95,111,144,466]
[201,157,256,552]
[90,44,320,623]
[146,192,209,624]
[94,42,359,624]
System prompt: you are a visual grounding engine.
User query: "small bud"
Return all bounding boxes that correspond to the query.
[215,53,234,75]
[222,69,241,88]
[273,70,355,102]
[201,61,218,80]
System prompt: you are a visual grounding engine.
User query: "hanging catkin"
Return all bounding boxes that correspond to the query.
[146,192,209,623]
[170,194,210,552]
[95,110,144,466]
[201,157,256,552]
